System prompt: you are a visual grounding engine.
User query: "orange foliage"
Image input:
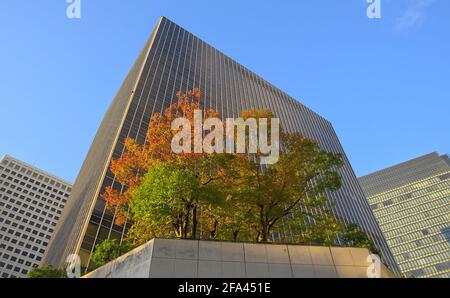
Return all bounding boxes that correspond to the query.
[101,88,221,225]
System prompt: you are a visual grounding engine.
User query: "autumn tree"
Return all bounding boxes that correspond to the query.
[103,89,213,221]
[229,109,344,243]
[102,88,345,247]
[102,89,245,241]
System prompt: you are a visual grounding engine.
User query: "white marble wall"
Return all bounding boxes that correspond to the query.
[83,239,394,278]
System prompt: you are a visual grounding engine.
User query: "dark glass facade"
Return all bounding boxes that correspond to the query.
[43,16,398,273]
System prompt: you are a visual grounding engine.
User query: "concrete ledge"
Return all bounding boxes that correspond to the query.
[83,239,395,278]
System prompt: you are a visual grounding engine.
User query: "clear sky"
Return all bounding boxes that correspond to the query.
[0,0,449,183]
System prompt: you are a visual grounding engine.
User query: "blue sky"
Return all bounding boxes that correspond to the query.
[0,0,448,182]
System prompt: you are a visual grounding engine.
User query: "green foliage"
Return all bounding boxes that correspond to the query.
[229,131,344,242]
[301,211,344,246]
[91,239,134,267]
[341,223,380,254]
[126,218,169,246]
[131,162,201,239]
[27,265,67,278]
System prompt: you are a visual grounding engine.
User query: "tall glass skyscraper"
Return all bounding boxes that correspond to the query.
[359,152,450,278]
[43,16,398,273]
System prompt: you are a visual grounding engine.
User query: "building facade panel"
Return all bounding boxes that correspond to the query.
[0,155,72,278]
[359,152,450,278]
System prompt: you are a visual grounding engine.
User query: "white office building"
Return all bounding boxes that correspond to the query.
[0,155,72,278]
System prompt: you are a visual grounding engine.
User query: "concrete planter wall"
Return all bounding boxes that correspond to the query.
[83,239,394,278]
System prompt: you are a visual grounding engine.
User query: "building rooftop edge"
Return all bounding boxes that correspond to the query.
[358,152,441,181]
[1,154,73,186]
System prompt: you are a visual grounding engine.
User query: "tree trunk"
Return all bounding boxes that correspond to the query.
[232,230,239,242]
[173,223,181,238]
[261,222,269,242]
[192,204,198,239]
[183,207,190,239]
[259,205,269,242]
[255,231,261,242]
[174,214,183,238]
[209,219,218,239]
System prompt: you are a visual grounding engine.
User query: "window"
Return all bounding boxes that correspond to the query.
[441,227,450,243]
[439,173,450,181]
[435,261,450,272]
[410,269,425,276]
[383,200,393,206]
